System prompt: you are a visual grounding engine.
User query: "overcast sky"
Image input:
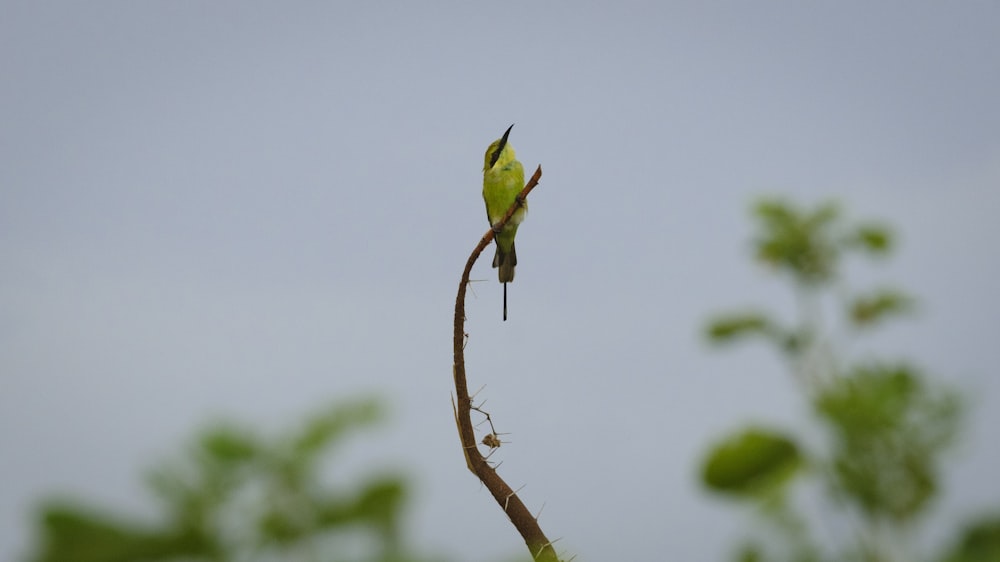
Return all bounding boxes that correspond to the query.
[2,3,999,561]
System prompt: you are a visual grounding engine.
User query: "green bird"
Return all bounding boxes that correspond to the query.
[482,124,527,321]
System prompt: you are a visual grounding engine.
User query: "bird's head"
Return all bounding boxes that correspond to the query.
[483,124,515,172]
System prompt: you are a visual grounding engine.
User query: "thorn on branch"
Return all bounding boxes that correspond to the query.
[534,501,546,521]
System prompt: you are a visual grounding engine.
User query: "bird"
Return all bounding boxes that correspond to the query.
[482,124,527,321]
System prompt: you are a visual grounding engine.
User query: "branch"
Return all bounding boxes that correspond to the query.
[451,166,560,562]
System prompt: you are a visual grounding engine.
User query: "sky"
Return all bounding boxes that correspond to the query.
[2,2,999,560]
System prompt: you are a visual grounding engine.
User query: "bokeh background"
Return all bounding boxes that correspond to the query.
[2,3,998,560]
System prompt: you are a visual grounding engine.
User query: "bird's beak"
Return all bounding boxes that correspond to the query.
[489,124,514,168]
[498,123,514,153]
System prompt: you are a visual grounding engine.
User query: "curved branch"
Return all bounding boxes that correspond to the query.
[451,166,559,562]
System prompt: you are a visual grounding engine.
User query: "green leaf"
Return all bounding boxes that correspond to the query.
[353,477,407,534]
[702,428,803,497]
[940,514,1000,562]
[849,289,914,327]
[705,312,776,343]
[846,223,893,255]
[199,425,258,463]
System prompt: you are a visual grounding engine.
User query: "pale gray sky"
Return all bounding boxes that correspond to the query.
[2,3,999,560]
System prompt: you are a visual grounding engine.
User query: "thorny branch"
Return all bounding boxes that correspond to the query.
[451,166,561,562]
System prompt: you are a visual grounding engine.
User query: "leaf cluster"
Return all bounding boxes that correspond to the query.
[699,199,997,561]
[28,398,436,562]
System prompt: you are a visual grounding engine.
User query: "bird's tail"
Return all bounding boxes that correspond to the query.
[493,242,516,321]
[493,241,517,283]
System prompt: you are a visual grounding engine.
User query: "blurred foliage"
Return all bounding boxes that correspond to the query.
[27,397,442,562]
[815,365,961,523]
[848,289,913,328]
[939,515,1000,562]
[706,312,776,343]
[700,199,997,561]
[751,200,893,286]
[702,428,802,498]
[752,200,843,284]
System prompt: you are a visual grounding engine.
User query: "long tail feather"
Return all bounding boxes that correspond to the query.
[503,282,508,321]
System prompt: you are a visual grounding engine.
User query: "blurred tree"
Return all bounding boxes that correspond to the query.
[26,397,443,562]
[701,199,999,562]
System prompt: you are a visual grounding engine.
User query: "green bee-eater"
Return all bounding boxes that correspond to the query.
[482,124,526,321]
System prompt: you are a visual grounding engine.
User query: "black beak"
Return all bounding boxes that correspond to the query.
[489,124,514,168]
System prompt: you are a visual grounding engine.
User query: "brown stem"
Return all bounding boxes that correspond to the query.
[451,166,560,562]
